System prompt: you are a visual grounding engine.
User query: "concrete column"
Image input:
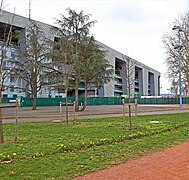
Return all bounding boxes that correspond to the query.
[142,68,148,96]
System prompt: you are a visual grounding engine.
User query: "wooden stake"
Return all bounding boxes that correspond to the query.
[122,99,125,126]
[15,98,19,142]
[60,102,63,123]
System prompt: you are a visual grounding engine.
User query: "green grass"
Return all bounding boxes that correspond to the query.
[0,113,189,179]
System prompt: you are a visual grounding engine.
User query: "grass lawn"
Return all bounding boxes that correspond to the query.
[0,113,189,179]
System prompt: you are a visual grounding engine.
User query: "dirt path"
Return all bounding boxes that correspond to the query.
[76,141,189,180]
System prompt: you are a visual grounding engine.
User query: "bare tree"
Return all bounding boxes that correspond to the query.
[182,81,188,97]
[122,55,136,102]
[0,0,4,143]
[162,13,189,93]
[170,79,178,97]
[13,20,52,110]
[122,54,137,129]
[50,37,75,124]
[0,3,16,143]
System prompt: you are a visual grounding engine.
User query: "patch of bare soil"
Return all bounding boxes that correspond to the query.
[3,140,28,144]
[75,141,189,180]
[116,126,138,130]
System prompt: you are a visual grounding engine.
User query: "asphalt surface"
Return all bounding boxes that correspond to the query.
[2,104,189,123]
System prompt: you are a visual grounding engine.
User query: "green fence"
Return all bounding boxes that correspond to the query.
[137,97,189,104]
[2,97,189,107]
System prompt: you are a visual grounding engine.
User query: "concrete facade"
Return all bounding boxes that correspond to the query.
[0,10,161,98]
[100,42,160,97]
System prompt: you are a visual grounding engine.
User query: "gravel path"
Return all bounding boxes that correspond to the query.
[77,142,189,180]
[75,141,189,180]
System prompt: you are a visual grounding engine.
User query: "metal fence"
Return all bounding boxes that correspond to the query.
[2,97,189,107]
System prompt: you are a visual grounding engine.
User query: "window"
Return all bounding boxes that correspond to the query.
[2,61,7,68]
[10,74,16,83]
[10,85,14,92]
[54,37,59,42]
[11,51,16,60]
[13,94,17,98]
[58,86,64,93]
[0,22,23,47]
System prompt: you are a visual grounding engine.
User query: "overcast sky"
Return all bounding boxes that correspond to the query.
[3,0,188,93]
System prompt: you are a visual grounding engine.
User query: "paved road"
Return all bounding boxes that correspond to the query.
[2,104,189,123]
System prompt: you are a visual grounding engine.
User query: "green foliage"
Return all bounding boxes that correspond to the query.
[53,8,113,111]
[80,37,113,88]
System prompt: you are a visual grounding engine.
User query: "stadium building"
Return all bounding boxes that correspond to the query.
[0,10,160,98]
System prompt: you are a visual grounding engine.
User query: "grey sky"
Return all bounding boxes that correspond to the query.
[3,0,188,93]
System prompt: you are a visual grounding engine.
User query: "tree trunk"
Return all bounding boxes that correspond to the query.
[128,104,132,129]
[128,84,132,129]
[81,88,87,111]
[0,95,4,143]
[32,73,38,110]
[80,81,87,111]
[128,84,131,104]
[74,78,79,112]
[84,88,87,110]
[32,86,37,110]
